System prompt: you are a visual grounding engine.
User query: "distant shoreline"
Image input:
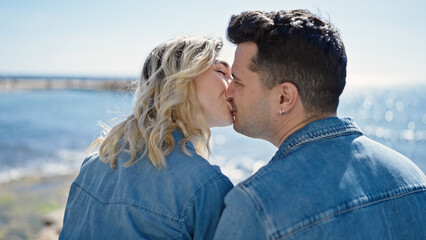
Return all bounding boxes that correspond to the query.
[0,76,135,91]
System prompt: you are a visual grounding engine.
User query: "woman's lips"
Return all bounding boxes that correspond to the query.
[227,98,237,117]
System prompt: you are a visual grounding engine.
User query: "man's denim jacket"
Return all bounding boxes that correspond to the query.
[214,117,426,240]
[60,130,233,239]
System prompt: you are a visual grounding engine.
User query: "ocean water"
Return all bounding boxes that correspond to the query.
[0,85,425,184]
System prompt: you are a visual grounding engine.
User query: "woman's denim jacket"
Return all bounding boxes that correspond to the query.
[214,117,426,240]
[60,130,233,239]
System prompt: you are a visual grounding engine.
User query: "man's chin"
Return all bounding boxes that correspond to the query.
[232,121,261,139]
[232,116,251,135]
[232,121,243,133]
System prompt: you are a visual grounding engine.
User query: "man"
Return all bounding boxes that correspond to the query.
[214,10,426,239]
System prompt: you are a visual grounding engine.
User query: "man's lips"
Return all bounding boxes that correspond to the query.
[226,98,237,115]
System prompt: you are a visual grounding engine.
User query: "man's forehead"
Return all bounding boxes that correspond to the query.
[235,42,257,57]
[232,42,261,82]
[233,42,257,67]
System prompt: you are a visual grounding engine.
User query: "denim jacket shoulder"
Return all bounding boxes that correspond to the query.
[60,130,233,240]
[227,117,426,239]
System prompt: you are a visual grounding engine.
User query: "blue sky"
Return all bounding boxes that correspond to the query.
[1,0,425,86]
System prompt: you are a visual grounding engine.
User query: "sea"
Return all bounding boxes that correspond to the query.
[1,84,425,184]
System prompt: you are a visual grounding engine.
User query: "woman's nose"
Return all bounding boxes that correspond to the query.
[226,80,235,97]
[226,78,232,87]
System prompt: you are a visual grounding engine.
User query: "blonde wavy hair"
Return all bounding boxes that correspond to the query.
[90,35,223,168]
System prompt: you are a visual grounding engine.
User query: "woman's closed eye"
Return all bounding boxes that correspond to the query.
[216,70,226,75]
[214,60,231,78]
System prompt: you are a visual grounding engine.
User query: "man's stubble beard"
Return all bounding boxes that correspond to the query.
[233,95,272,140]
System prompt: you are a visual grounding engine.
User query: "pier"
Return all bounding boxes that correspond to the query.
[0,76,135,91]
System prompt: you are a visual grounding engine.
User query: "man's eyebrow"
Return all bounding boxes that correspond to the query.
[214,59,229,68]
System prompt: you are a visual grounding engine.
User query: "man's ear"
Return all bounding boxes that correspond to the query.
[277,81,299,113]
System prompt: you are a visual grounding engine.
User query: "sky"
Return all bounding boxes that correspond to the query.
[1,0,425,87]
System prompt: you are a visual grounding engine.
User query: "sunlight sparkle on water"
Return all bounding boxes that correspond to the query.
[385,98,394,109]
[362,98,373,110]
[385,111,394,122]
[408,121,416,131]
[395,101,404,113]
[401,130,414,141]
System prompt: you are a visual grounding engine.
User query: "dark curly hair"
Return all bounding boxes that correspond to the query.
[227,9,347,116]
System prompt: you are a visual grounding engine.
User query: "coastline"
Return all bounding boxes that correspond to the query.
[0,77,134,239]
[0,173,77,239]
[0,76,134,91]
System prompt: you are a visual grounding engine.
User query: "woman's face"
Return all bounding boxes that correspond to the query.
[194,60,233,128]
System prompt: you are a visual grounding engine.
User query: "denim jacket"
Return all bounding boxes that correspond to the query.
[214,117,426,240]
[60,130,233,240]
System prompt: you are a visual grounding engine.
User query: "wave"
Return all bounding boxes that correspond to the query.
[0,149,86,183]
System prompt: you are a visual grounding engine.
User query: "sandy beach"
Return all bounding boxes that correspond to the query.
[0,173,76,240]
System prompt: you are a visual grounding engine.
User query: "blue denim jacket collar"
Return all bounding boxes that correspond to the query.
[172,129,196,152]
[273,117,363,161]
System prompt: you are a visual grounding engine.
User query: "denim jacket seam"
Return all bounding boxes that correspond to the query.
[71,180,182,223]
[270,184,426,240]
[179,174,230,231]
[244,132,361,186]
[238,185,275,238]
[274,128,362,160]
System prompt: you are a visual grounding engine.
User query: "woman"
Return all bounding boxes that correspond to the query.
[59,35,234,239]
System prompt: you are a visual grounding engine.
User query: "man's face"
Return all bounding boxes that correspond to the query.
[226,42,273,139]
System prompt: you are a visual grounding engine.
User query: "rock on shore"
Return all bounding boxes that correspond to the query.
[0,174,76,240]
[35,208,65,240]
